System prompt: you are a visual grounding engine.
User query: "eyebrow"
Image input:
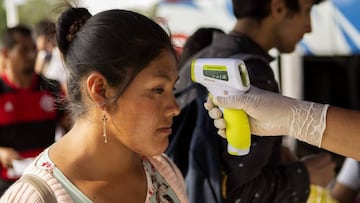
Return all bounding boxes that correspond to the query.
[153,70,179,83]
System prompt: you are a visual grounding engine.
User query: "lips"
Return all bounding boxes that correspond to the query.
[158,127,172,135]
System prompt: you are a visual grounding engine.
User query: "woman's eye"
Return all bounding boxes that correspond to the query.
[153,87,164,94]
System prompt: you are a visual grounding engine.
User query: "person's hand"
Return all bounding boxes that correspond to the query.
[301,153,336,187]
[208,86,329,147]
[0,147,21,168]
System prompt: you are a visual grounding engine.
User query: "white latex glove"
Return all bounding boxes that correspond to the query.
[207,86,329,147]
[204,98,226,138]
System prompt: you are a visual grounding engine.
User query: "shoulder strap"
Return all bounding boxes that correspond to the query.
[148,155,189,203]
[162,154,179,174]
[18,174,57,203]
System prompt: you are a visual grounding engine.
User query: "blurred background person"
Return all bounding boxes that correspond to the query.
[0,57,5,74]
[0,24,69,195]
[34,19,67,89]
[34,19,69,140]
[177,27,225,69]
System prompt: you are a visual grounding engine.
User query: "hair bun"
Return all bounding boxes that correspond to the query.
[56,7,92,56]
[67,16,88,43]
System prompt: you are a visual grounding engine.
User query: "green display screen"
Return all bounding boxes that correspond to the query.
[203,65,229,81]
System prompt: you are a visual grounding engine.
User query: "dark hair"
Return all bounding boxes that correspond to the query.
[34,19,55,37]
[1,25,32,49]
[56,7,176,119]
[232,0,325,20]
[179,27,224,68]
[34,19,56,44]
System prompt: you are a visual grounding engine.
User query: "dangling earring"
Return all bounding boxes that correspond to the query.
[102,112,108,143]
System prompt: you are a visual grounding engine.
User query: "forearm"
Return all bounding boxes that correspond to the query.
[321,106,360,160]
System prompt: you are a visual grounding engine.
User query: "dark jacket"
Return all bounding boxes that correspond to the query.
[167,32,310,203]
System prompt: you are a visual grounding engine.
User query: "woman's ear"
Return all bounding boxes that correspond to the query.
[87,72,108,107]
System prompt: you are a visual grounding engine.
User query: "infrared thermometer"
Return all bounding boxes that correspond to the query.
[191,58,251,155]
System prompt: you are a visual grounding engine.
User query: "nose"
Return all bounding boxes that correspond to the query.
[169,96,181,117]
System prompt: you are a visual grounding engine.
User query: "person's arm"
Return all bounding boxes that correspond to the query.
[322,107,360,159]
[208,86,360,160]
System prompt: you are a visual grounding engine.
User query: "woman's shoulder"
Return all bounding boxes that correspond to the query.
[0,173,44,203]
[0,153,73,203]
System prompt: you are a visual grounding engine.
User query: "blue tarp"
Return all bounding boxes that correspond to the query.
[300,0,360,55]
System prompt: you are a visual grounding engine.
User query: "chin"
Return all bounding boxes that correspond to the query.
[147,150,166,157]
[153,140,169,156]
[140,143,169,157]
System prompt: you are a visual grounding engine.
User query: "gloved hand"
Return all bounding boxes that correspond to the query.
[204,97,227,138]
[205,86,329,147]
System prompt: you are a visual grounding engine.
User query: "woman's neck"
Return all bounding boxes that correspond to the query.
[50,119,143,179]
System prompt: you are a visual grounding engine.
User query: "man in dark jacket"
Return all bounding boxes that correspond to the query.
[167,0,335,202]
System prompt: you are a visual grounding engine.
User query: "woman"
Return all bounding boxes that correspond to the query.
[0,6,188,203]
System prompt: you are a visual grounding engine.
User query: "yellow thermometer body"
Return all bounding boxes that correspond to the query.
[191,58,251,156]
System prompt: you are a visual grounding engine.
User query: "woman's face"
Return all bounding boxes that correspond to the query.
[109,50,180,156]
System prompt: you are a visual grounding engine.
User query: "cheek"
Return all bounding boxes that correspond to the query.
[112,102,158,138]
[112,105,164,155]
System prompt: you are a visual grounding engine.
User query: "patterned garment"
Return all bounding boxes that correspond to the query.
[35,149,182,203]
[141,156,180,203]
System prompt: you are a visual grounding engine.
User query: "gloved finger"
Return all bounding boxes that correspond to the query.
[208,108,222,119]
[217,129,226,139]
[204,96,216,110]
[214,118,226,129]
